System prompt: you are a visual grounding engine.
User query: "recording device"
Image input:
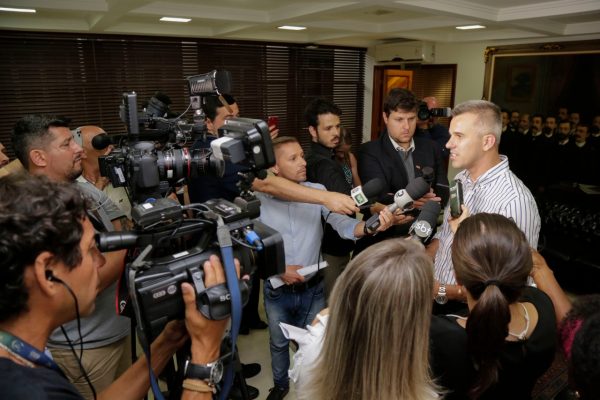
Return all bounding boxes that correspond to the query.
[267,115,279,129]
[449,179,464,218]
[97,197,285,339]
[351,178,384,207]
[408,200,441,244]
[364,177,430,231]
[98,73,274,203]
[417,101,452,121]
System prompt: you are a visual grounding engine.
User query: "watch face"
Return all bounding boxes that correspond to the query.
[211,360,224,383]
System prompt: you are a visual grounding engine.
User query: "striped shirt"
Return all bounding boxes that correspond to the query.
[434,155,540,284]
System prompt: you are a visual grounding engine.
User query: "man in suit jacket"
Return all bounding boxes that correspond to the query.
[355,88,449,253]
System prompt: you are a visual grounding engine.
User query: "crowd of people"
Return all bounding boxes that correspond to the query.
[498,107,600,190]
[0,88,598,400]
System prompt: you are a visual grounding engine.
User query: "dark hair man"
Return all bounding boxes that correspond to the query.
[427,100,540,315]
[0,173,228,400]
[303,97,355,296]
[11,114,129,397]
[356,88,449,254]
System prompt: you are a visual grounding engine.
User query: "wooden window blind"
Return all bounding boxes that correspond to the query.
[0,31,365,158]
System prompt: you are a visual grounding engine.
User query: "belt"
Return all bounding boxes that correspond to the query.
[280,276,323,293]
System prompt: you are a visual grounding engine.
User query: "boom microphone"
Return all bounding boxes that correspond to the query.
[351,178,384,206]
[408,200,441,244]
[364,177,430,231]
[187,70,232,96]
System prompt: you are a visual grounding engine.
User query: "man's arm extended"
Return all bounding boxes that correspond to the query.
[252,175,358,215]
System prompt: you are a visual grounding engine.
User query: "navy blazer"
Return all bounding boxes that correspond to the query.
[358,133,449,207]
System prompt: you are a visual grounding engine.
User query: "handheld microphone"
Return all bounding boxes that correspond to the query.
[350,178,384,206]
[364,177,430,231]
[408,200,441,244]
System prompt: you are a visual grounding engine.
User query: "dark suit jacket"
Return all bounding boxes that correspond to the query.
[358,133,449,207]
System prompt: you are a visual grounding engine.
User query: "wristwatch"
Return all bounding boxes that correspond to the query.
[184,358,224,386]
[435,283,448,305]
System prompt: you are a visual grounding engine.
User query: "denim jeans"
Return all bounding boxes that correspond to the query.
[263,278,325,389]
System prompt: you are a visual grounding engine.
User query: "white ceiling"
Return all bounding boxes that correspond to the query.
[0,0,599,47]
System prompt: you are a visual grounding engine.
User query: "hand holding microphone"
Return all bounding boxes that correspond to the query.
[350,178,384,207]
[364,177,430,231]
[408,200,442,244]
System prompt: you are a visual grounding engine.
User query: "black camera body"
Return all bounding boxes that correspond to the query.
[98,197,285,340]
[417,102,452,121]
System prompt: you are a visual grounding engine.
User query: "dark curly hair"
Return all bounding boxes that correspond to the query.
[0,173,89,322]
[201,94,237,121]
[383,88,418,116]
[303,97,342,129]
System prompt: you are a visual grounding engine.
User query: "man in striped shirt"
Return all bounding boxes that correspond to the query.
[427,100,541,314]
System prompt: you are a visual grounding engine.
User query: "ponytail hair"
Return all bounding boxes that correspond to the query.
[451,213,532,398]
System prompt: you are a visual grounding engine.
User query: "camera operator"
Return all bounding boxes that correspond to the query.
[10,115,130,398]
[187,94,358,215]
[0,173,229,400]
[416,96,451,165]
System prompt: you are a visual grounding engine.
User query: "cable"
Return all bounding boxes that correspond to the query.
[55,278,97,400]
[300,210,331,327]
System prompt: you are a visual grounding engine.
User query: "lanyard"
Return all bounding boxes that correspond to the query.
[0,331,63,373]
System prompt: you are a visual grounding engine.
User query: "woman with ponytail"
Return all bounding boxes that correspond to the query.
[430,213,557,399]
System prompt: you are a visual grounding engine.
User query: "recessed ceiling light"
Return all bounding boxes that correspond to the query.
[278,25,307,31]
[0,7,36,13]
[456,25,486,30]
[160,17,191,23]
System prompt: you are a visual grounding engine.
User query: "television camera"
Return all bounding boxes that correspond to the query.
[92,69,283,338]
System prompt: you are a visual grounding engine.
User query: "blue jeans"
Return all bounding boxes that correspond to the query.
[263,278,325,389]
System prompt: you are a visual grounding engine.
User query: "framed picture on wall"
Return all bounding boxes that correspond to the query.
[506,64,537,102]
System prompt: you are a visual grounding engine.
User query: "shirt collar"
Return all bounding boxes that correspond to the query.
[388,135,415,153]
[461,155,509,187]
[311,141,335,158]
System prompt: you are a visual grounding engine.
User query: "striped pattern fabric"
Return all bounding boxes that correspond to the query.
[434,155,541,284]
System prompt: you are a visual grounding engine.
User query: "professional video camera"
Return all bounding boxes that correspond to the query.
[93,69,283,336]
[417,101,452,121]
[98,70,275,204]
[96,195,284,340]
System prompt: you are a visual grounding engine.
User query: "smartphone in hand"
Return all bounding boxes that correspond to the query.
[268,115,279,129]
[449,179,464,218]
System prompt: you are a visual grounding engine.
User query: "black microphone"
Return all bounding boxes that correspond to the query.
[408,200,441,244]
[350,178,384,207]
[364,177,430,231]
[187,70,232,96]
[421,166,434,185]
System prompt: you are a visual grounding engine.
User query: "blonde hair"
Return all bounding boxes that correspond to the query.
[307,239,438,400]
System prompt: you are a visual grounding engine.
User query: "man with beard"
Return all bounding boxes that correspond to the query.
[11,115,129,398]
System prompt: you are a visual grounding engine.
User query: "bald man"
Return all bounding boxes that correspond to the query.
[75,125,132,219]
[416,96,450,165]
